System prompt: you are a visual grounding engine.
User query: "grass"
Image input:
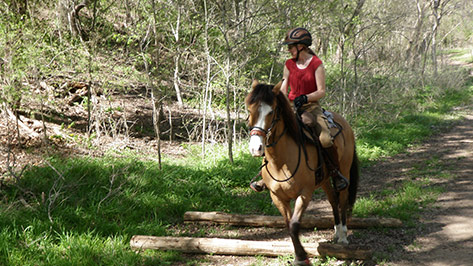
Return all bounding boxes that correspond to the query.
[353,181,444,224]
[356,85,473,163]
[0,145,278,265]
[352,81,473,225]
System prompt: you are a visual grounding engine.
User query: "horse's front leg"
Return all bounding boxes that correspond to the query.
[289,192,312,265]
[269,192,309,265]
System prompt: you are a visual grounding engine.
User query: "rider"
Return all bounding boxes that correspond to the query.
[250,27,349,192]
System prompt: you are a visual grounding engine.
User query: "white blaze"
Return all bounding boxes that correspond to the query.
[249,103,272,157]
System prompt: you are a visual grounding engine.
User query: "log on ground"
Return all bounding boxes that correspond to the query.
[183,211,403,229]
[130,235,372,260]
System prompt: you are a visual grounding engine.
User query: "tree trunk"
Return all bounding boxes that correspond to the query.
[225,56,234,163]
[406,0,427,66]
[171,7,184,107]
[201,0,211,157]
[151,89,162,170]
[430,0,447,77]
[130,235,320,257]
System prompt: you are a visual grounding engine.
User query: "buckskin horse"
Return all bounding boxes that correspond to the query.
[246,80,359,265]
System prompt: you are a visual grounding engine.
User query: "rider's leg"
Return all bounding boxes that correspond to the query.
[250,172,266,192]
[250,159,266,192]
[324,144,349,191]
[313,107,349,192]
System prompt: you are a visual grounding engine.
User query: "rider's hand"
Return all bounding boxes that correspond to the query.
[294,94,308,109]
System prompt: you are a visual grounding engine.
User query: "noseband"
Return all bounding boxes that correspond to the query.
[250,126,267,138]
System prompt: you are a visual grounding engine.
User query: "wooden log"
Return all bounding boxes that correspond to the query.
[183,211,403,229]
[130,235,372,260]
[318,242,373,260]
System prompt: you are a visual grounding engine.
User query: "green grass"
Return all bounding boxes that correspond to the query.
[356,85,473,163]
[0,145,277,265]
[353,181,444,224]
[353,82,473,225]
[445,47,473,64]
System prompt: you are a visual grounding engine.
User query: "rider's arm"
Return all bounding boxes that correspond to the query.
[306,64,326,102]
[280,65,290,97]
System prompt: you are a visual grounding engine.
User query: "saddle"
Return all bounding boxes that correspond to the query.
[298,109,342,144]
[296,109,343,184]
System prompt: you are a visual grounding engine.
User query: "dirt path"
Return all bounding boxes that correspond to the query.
[385,110,473,266]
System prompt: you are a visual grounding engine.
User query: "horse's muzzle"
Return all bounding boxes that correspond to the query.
[249,135,265,157]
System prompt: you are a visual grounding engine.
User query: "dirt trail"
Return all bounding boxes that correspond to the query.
[385,111,473,266]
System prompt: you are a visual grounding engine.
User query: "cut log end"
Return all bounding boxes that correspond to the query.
[318,242,373,260]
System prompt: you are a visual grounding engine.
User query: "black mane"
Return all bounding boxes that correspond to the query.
[247,83,275,106]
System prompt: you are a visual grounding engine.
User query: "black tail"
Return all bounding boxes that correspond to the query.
[348,146,360,211]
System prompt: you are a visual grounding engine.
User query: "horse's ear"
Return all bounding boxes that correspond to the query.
[272,80,283,95]
[251,79,259,89]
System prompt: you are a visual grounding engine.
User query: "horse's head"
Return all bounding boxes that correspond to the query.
[245,80,283,157]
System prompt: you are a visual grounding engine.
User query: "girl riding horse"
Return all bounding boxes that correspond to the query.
[251,27,349,193]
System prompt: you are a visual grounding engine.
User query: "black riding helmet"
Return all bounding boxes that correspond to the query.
[282,27,312,46]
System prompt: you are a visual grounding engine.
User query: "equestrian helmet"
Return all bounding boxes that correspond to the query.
[282,27,312,46]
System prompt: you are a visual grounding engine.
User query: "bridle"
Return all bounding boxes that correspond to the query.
[249,106,287,148]
[249,105,302,182]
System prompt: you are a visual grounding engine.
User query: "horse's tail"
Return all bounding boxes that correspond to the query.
[348,146,360,212]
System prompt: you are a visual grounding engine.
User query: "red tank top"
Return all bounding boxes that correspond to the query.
[285,55,323,101]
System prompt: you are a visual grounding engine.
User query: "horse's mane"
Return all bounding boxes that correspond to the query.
[247,83,302,144]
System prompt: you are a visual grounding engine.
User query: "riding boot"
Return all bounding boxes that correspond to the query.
[325,146,349,192]
[249,170,266,192]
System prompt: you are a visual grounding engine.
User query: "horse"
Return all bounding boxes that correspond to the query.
[245,80,359,265]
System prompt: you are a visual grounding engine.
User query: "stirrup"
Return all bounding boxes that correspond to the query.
[250,180,266,192]
[331,170,349,192]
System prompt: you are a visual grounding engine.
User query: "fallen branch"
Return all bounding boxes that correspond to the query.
[130,235,372,260]
[184,211,403,229]
[3,102,40,139]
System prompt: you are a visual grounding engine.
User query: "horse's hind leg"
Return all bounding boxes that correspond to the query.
[322,182,348,244]
[335,190,350,244]
[335,153,354,245]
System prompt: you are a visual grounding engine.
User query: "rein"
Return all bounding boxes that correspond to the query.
[264,141,302,183]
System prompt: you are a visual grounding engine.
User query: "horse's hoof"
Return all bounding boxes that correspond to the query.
[291,258,312,266]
